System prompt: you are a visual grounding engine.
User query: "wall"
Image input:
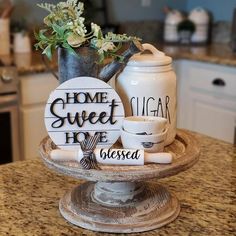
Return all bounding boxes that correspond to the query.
[106,0,187,23]
[11,0,59,24]
[186,0,236,21]
[10,0,187,25]
[9,0,236,25]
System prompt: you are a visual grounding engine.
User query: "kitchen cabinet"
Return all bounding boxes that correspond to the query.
[175,60,236,144]
[19,73,59,160]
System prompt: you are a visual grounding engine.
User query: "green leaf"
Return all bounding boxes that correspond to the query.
[97,28,103,39]
[62,42,80,58]
[52,24,65,38]
[38,29,48,41]
[98,53,105,64]
[42,44,53,60]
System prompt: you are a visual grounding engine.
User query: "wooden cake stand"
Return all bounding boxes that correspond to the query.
[39,129,200,233]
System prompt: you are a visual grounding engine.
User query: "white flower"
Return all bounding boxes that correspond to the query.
[98,41,115,54]
[91,23,102,38]
[77,2,84,16]
[37,0,141,63]
[67,33,86,47]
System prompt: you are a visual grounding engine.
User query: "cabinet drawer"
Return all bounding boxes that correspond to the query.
[20,73,59,106]
[20,105,47,160]
[187,62,236,98]
[188,92,236,144]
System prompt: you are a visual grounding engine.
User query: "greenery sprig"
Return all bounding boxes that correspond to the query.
[35,0,141,62]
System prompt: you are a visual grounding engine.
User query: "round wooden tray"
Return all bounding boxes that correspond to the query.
[39,129,200,233]
[39,129,200,182]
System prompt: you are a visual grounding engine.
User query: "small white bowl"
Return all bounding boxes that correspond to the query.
[121,128,168,153]
[123,116,167,135]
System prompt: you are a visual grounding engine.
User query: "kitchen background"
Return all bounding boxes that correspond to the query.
[8,0,236,42]
[0,0,236,164]
[10,0,236,23]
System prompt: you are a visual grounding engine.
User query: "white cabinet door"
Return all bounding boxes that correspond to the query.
[176,60,236,144]
[188,92,236,143]
[19,73,59,160]
[20,73,58,106]
[20,105,47,160]
[174,60,191,129]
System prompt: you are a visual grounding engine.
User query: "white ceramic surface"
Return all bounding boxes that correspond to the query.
[188,7,209,43]
[116,43,177,146]
[164,10,183,43]
[44,77,124,150]
[123,116,167,135]
[121,128,167,153]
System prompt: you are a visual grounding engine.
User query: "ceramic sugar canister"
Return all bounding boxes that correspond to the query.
[188,7,209,44]
[164,10,183,43]
[116,43,177,146]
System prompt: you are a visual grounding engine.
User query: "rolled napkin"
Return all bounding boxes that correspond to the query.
[50,148,173,165]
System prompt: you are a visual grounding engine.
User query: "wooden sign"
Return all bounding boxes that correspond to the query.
[44,77,124,150]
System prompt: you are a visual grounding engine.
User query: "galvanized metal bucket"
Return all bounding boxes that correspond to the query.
[58,47,100,84]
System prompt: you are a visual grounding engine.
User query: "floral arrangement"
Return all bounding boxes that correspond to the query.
[35,0,141,62]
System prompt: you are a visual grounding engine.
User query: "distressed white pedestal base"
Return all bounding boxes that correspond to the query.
[40,130,200,233]
[59,181,180,233]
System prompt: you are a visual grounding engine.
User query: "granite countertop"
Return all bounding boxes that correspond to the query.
[0,131,235,236]
[161,43,236,67]
[0,51,57,75]
[1,43,236,76]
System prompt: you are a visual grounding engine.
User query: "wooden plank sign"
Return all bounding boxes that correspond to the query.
[44,77,124,150]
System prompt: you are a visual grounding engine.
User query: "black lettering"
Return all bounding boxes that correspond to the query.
[111,150,117,159]
[65,92,77,104]
[165,95,171,123]
[142,97,145,116]
[121,150,126,160]
[67,111,87,127]
[65,131,88,144]
[50,98,66,128]
[94,131,108,143]
[87,112,97,124]
[146,97,155,116]
[131,150,141,160]
[116,150,121,160]
[107,99,118,125]
[65,132,77,144]
[157,98,164,117]
[101,92,108,103]
[100,149,107,160]
[98,112,108,123]
[77,92,87,103]
[87,92,98,103]
[130,97,135,116]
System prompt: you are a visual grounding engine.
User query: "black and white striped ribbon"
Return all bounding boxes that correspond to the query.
[79,134,100,170]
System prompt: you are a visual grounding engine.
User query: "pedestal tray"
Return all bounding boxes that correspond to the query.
[39,129,200,233]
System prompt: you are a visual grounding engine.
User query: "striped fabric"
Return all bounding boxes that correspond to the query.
[79,134,101,170]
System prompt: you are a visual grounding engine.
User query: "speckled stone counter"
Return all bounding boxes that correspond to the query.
[1,43,236,76]
[0,52,57,75]
[161,43,236,67]
[0,131,235,236]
